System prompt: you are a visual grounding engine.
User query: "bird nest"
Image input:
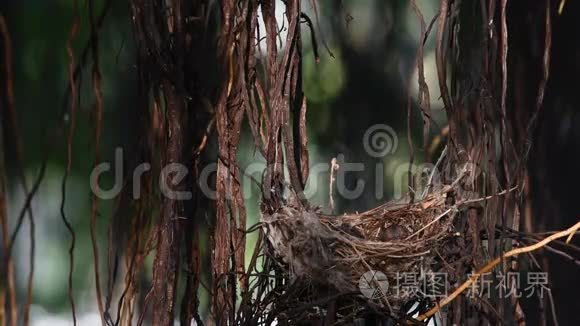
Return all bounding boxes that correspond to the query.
[260,174,469,316]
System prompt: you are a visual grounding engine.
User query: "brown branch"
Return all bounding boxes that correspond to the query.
[0,15,18,326]
[87,0,106,323]
[524,0,551,151]
[300,13,319,63]
[151,80,184,325]
[410,0,432,156]
[59,0,112,121]
[435,0,452,113]
[60,1,81,323]
[307,0,334,59]
[212,2,237,322]
[0,159,12,326]
[0,141,12,326]
[0,14,36,326]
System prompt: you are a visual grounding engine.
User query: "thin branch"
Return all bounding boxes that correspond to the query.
[61,1,81,323]
[88,0,106,323]
[0,15,18,326]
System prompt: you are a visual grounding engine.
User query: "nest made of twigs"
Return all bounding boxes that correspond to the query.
[260,181,463,312]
